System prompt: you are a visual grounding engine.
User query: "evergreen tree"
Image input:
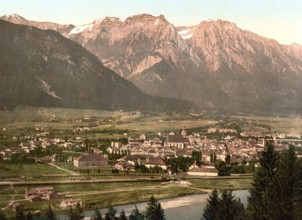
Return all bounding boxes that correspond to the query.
[129,206,144,220]
[45,205,56,220]
[0,209,6,220]
[94,207,103,220]
[294,158,302,219]
[202,189,219,220]
[105,205,117,220]
[68,205,83,220]
[154,204,165,220]
[119,210,127,220]
[16,209,25,220]
[202,190,245,220]
[74,202,84,220]
[26,212,33,220]
[247,143,278,219]
[68,207,75,220]
[265,145,300,219]
[145,196,165,220]
[216,191,245,220]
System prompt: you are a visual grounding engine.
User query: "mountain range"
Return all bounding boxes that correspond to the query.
[2,14,302,114]
[0,18,194,111]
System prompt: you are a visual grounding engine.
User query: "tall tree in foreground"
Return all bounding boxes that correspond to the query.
[215,191,245,220]
[265,145,301,219]
[16,209,25,220]
[202,190,245,220]
[145,196,165,220]
[129,206,144,220]
[119,210,127,220]
[294,158,302,219]
[202,189,219,220]
[94,207,103,220]
[104,205,117,220]
[45,205,56,220]
[26,212,33,220]
[0,210,6,220]
[68,204,83,220]
[247,143,278,219]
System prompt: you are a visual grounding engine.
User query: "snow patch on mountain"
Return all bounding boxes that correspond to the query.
[39,79,63,100]
[178,29,193,39]
[69,23,93,35]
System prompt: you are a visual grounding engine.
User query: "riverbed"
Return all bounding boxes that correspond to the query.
[57,190,249,220]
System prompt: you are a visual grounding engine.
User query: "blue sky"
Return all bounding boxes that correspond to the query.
[1,0,301,45]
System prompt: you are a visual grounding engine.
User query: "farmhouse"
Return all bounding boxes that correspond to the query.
[73,153,108,167]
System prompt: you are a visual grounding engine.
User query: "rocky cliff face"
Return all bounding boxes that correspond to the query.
[67,14,191,78]
[2,14,302,114]
[0,20,194,111]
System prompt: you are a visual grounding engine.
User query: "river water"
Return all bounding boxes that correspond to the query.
[57,190,249,220]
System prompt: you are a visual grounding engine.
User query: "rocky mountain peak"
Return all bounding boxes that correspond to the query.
[125,14,167,25]
[2,14,26,22]
[93,16,122,26]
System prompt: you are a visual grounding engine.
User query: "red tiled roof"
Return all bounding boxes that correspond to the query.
[167,135,189,143]
[146,157,166,166]
[75,153,107,162]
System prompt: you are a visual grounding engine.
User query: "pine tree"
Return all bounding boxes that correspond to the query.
[105,205,117,220]
[129,206,144,220]
[216,191,245,220]
[265,145,300,219]
[0,209,6,220]
[119,210,127,220]
[74,202,84,220]
[154,204,165,220]
[45,205,56,220]
[68,207,75,220]
[16,209,25,220]
[26,212,33,220]
[94,207,103,220]
[202,190,245,220]
[145,196,165,220]
[294,158,302,219]
[247,143,278,219]
[202,189,219,220]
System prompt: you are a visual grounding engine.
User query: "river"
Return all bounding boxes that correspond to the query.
[57,190,249,220]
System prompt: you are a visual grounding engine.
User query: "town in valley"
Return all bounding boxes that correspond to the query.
[0,108,301,218]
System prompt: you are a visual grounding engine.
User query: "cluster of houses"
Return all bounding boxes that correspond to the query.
[10,187,81,212]
[70,128,298,176]
[25,186,63,202]
[1,126,300,176]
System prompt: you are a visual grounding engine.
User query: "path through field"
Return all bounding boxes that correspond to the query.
[1,184,17,210]
[48,163,79,176]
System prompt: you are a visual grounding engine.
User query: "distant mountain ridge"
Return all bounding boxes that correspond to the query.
[2,14,302,114]
[0,19,195,111]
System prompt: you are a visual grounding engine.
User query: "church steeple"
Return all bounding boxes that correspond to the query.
[181,127,187,136]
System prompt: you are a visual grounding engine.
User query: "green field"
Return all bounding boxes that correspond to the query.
[0,163,68,178]
[1,106,302,138]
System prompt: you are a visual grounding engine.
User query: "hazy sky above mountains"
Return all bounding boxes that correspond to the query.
[1,0,301,45]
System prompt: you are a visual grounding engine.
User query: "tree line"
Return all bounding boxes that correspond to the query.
[202,143,302,219]
[0,196,165,220]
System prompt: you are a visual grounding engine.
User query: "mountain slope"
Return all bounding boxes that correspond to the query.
[2,14,302,114]
[0,20,194,111]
